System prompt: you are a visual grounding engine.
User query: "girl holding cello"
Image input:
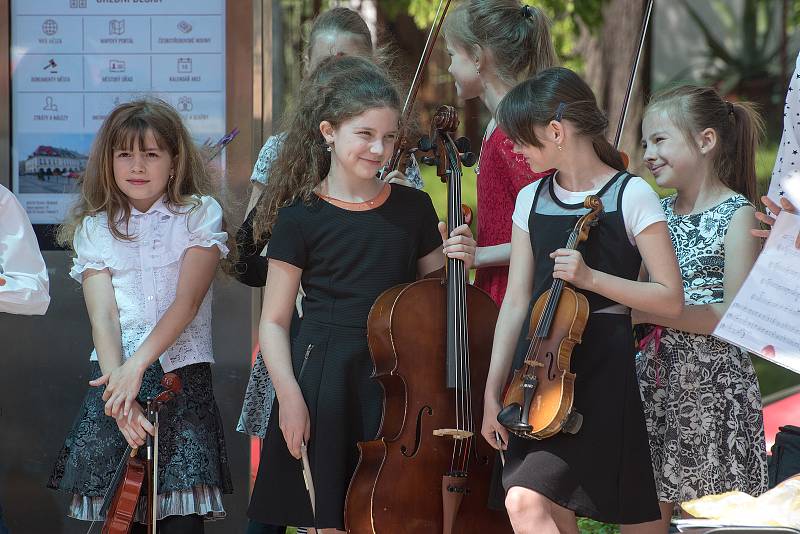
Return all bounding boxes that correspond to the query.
[245,55,476,532]
[443,0,556,307]
[480,67,683,533]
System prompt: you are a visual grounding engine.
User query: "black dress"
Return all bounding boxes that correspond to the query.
[500,172,661,525]
[247,184,442,530]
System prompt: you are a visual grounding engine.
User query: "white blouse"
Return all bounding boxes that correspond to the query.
[0,185,50,315]
[70,195,228,372]
[768,51,800,206]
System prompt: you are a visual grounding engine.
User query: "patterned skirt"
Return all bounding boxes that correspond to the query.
[236,352,275,439]
[48,361,233,522]
[636,326,769,502]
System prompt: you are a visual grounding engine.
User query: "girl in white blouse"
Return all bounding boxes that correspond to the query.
[48,99,234,534]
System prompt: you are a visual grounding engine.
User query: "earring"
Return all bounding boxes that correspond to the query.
[168,173,175,183]
[475,66,481,76]
[326,145,332,153]
[557,144,563,151]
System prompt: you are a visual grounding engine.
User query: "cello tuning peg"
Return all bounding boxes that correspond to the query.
[418,135,434,153]
[460,152,477,168]
[454,136,471,153]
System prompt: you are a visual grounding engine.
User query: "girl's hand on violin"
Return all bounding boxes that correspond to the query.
[90,356,146,419]
[440,222,477,270]
[115,402,154,449]
[550,249,595,289]
[278,389,311,460]
[481,397,509,451]
[386,170,414,188]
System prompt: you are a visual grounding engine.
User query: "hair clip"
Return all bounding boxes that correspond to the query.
[554,102,566,121]
[521,5,533,19]
[725,100,734,115]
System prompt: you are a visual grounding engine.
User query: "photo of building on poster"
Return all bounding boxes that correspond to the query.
[10,0,226,224]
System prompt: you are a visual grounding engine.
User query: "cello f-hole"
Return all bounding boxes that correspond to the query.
[400,406,433,458]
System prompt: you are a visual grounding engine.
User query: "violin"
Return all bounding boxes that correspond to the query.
[496,0,655,440]
[344,106,511,533]
[497,197,603,439]
[101,372,182,534]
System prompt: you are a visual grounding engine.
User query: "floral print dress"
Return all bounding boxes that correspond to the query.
[636,194,768,503]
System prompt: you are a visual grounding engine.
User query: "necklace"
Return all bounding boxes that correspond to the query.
[316,183,391,211]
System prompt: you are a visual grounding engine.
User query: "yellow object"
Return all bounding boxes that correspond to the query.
[682,476,800,528]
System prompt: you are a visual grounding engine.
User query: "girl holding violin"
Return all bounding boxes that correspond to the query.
[443,0,556,307]
[47,99,234,533]
[636,86,769,533]
[245,55,476,532]
[480,67,683,533]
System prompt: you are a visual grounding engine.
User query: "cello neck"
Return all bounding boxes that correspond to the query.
[446,144,468,390]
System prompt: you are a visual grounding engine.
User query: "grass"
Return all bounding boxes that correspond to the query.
[419,145,798,533]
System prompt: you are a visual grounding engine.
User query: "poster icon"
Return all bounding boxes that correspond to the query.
[109,19,125,35]
[177,96,193,112]
[42,19,58,36]
[43,96,58,112]
[43,58,58,73]
[177,57,193,73]
[177,20,193,33]
[109,59,126,73]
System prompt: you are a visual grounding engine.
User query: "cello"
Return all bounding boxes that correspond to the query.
[344,106,512,533]
[100,372,182,534]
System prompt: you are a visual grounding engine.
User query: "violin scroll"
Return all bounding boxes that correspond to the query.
[573,195,604,246]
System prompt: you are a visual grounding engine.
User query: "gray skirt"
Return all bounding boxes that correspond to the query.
[48,361,233,522]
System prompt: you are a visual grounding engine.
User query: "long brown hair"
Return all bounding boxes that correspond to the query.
[646,85,764,204]
[443,0,556,86]
[306,7,373,63]
[252,55,401,241]
[497,66,626,171]
[57,99,235,268]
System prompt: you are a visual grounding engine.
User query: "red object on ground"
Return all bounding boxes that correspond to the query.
[763,390,800,449]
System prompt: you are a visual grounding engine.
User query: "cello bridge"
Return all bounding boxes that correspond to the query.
[433,429,473,440]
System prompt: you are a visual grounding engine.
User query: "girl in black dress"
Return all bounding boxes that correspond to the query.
[480,67,684,533]
[245,55,477,533]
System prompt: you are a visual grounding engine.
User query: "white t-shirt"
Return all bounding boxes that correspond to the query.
[512,174,666,246]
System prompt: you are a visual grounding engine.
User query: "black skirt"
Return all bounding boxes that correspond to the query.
[48,361,233,502]
[247,319,383,530]
[500,314,660,525]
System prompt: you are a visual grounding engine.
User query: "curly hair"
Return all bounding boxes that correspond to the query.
[251,55,401,241]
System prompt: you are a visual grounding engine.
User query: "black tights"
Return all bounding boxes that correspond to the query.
[130,514,204,534]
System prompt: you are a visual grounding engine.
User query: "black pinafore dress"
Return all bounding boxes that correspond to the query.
[500,172,660,524]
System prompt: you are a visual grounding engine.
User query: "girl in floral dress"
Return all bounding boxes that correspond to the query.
[636,85,769,533]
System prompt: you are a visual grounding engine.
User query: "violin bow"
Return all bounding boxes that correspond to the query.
[612,0,655,150]
[380,0,452,180]
[300,441,316,521]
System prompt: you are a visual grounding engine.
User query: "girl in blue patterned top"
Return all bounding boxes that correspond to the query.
[636,85,769,534]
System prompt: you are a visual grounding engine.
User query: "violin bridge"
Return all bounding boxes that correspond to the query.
[524,360,544,368]
[433,429,474,440]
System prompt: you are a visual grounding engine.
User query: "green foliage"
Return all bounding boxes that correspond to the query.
[677,0,783,95]
[382,0,608,70]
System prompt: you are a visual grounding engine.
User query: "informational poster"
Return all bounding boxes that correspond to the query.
[10,0,226,224]
[714,211,800,375]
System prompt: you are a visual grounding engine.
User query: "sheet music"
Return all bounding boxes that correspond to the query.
[714,211,800,374]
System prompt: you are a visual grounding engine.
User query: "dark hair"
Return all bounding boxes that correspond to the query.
[252,55,401,240]
[646,85,764,204]
[443,0,556,86]
[306,7,373,63]
[497,66,626,171]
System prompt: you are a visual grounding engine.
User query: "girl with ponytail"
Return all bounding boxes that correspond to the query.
[481,66,683,532]
[443,0,557,307]
[635,85,769,533]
